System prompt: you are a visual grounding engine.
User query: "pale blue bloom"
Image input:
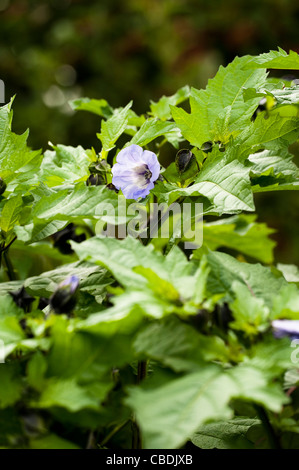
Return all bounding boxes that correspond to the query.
[272,319,299,340]
[59,275,80,293]
[111,144,160,200]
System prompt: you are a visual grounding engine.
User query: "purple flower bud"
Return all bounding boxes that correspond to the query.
[272,320,299,340]
[111,144,160,200]
[49,275,79,314]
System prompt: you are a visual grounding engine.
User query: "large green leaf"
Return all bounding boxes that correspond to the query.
[153,152,254,213]
[40,144,91,187]
[126,365,287,448]
[130,118,181,147]
[237,105,299,159]
[0,100,41,183]
[204,250,287,305]
[71,236,193,296]
[192,418,261,449]
[198,214,276,263]
[150,86,190,121]
[0,194,23,239]
[97,101,132,152]
[171,56,267,148]
[244,48,299,70]
[134,316,230,371]
[248,148,299,192]
[32,183,120,221]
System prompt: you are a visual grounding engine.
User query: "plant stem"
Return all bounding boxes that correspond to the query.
[3,250,17,281]
[100,420,129,448]
[132,360,148,449]
[255,405,281,449]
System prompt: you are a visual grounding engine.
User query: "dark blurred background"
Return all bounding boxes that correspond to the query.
[1,0,299,264]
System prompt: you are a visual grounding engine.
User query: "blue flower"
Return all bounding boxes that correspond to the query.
[50,275,79,314]
[272,320,299,340]
[111,144,160,200]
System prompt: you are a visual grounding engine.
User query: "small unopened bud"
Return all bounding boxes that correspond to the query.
[0,177,6,195]
[215,141,225,152]
[53,223,85,255]
[200,141,213,154]
[106,183,119,193]
[175,149,194,174]
[86,174,105,186]
[10,286,34,312]
[251,98,267,121]
[49,275,79,315]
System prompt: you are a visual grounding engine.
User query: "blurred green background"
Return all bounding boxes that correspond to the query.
[1,0,299,264]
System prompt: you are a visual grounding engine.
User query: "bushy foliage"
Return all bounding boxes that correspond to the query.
[0,49,299,449]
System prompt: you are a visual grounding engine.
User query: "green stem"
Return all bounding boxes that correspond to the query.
[100,419,129,448]
[132,360,148,449]
[3,250,17,281]
[255,405,281,449]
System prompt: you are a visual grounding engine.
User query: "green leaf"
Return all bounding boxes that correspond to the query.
[126,365,287,448]
[249,148,299,192]
[192,418,261,449]
[171,56,267,147]
[154,152,254,214]
[34,378,101,412]
[0,365,23,408]
[237,105,299,159]
[30,434,81,450]
[198,214,276,263]
[204,250,287,305]
[271,284,299,319]
[14,220,67,244]
[69,97,113,118]
[0,100,41,183]
[229,281,270,336]
[71,236,193,296]
[40,145,91,187]
[32,183,120,221]
[134,316,229,371]
[97,101,132,152]
[130,118,181,147]
[150,86,190,121]
[0,194,23,239]
[244,48,299,70]
[277,263,299,283]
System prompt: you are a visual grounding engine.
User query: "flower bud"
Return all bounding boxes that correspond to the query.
[213,302,233,330]
[175,149,194,174]
[10,286,35,312]
[251,98,267,121]
[106,183,119,193]
[49,275,79,315]
[215,141,225,152]
[200,141,213,154]
[52,223,86,255]
[0,177,6,196]
[86,173,105,186]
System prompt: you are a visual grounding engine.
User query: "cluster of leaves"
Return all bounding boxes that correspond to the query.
[0,49,299,449]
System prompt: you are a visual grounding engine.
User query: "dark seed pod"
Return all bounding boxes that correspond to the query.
[49,275,79,315]
[213,302,233,330]
[0,177,6,195]
[89,160,110,174]
[156,174,164,182]
[86,173,105,186]
[10,286,35,312]
[175,149,194,174]
[200,141,213,154]
[106,183,119,193]
[38,297,50,310]
[190,309,210,331]
[251,98,267,121]
[52,223,86,255]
